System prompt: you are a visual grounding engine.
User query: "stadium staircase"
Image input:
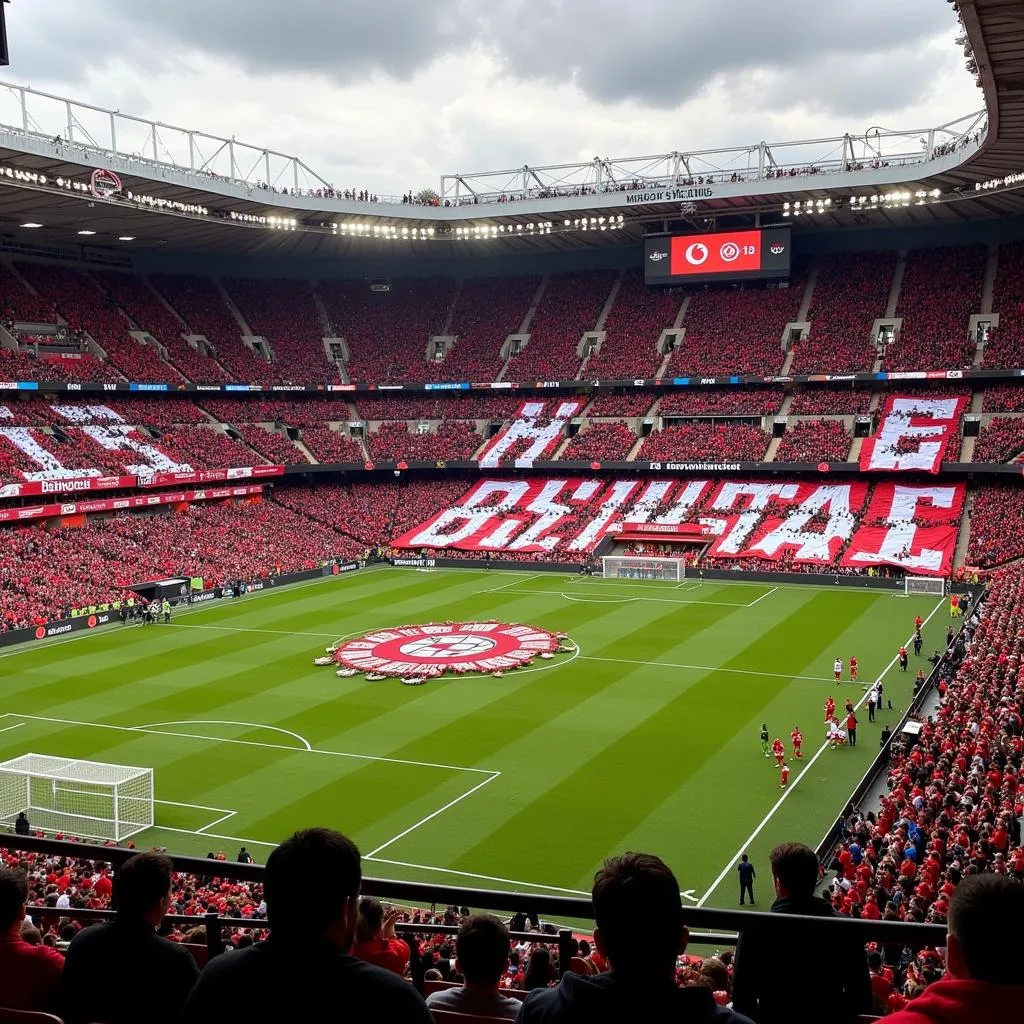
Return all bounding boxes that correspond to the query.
[954,490,976,568]
[216,278,254,336]
[495,275,548,382]
[625,433,646,461]
[848,436,865,462]
[764,435,783,461]
[885,252,906,319]
[796,263,818,324]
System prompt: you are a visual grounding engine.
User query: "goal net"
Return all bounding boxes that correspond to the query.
[601,556,685,582]
[0,753,154,842]
[905,577,946,597]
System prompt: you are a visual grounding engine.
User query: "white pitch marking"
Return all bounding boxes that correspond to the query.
[365,772,502,859]
[196,810,238,833]
[560,594,637,605]
[0,722,26,736]
[503,589,753,607]
[579,654,836,684]
[364,856,592,897]
[134,720,313,752]
[151,825,278,848]
[694,596,947,908]
[746,586,780,608]
[168,624,341,639]
[481,573,549,594]
[9,713,499,776]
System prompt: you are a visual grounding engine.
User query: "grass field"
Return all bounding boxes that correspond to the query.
[0,566,944,909]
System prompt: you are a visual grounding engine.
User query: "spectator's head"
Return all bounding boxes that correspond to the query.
[112,852,173,928]
[946,874,1024,984]
[770,843,820,901]
[20,923,42,945]
[355,897,384,944]
[592,853,686,981]
[265,828,361,947]
[455,915,510,991]
[524,947,552,990]
[0,867,28,935]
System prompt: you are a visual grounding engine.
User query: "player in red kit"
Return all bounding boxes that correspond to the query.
[791,726,803,759]
[849,656,858,682]
[825,695,835,724]
[779,763,790,789]
[914,615,923,632]
[771,737,785,767]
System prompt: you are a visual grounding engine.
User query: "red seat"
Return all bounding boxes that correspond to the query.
[182,942,208,968]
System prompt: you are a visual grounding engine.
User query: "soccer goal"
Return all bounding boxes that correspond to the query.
[0,753,154,842]
[905,576,946,597]
[601,555,685,582]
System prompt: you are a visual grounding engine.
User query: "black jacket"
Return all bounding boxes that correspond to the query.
[517,971,754,1024]
[181,935,433,1024]
[61,919,198,1024]
[731,896,871,1024]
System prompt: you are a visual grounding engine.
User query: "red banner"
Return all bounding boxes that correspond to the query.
[0,484,263,525]
[0,466,284,499]
[0,475,134,499]
[138,466,284,488]
[860,395,967,474]
[392,477,963,576]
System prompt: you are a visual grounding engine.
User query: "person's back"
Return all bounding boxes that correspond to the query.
[731,842,870,1024]
[519,852,751,1024]
[0,867,64,1013]
[61,852,197,1024]
[182,827,431,1024]
[886,874,1024,1024]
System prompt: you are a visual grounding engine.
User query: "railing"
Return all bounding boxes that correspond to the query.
[6,833,947,977]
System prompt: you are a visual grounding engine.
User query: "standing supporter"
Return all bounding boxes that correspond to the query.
[0,866,64,1013]
[425,915,522,1020]
[181,827,432,1024]
[351,897,410,975]
[518,852,753,1023]
[732,843,871,1024]
[61,852,198,1024]
[886,875,1024,1023]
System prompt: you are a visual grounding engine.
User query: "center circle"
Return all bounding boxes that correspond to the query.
[397,634,498,659]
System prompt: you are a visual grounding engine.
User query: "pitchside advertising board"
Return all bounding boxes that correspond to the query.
[644,228,792,286]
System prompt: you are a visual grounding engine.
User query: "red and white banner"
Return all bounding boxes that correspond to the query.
[393,477,963,576]
[0,484,263,525]
[477,399,585,468]
[138,466,284,488]
[0,475,135,499]
[860,395,967,473]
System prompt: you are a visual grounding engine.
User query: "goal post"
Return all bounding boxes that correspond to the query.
[905,576,946,597]
[601,555,685,582]
[0,753,154,842]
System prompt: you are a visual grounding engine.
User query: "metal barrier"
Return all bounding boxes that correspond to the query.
[6,832,947,976]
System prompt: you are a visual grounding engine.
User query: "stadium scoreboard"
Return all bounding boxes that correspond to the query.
[644,227,791,285]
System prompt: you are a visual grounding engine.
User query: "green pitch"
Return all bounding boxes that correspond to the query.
[0,567,943,908]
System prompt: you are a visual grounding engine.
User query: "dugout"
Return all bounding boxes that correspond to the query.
[129,577,191,605]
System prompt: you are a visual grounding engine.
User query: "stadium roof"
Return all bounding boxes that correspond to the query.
[0,3,1020,259]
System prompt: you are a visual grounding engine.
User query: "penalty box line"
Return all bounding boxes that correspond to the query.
[694,595,948,908]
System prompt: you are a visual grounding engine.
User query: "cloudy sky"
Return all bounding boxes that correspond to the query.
[2,1,980,197]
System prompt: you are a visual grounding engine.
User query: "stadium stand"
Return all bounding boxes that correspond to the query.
[791,251,896,373]
[197,397,351,427]
[560,422,637,461]
[319,278,457,384]
[368,421,481,461]
[152,426,267,469]
[973,418,1024,464]
[233,424,309,464]
[787,387,874,415]
[667,276,805,377]
[774,420,852,462]
[583,392,656,417]
[983,385,1024,412]
[299,427,365,464]
[637,423,769,462]
[658,388,783,417]
[984,242,1024,370]
[969,486,1024,567]
[353,394,524,422]
[887,246,985,372]
[505,271,616,381]
[584,268,679,379]
[0,263,57,324]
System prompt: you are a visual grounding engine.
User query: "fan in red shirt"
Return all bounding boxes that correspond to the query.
[0,866,64,1013]
[771,737,786,767]
[350,898,410,976]
[790,726,803,759]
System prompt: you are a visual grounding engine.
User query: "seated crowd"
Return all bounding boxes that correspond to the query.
[773,420,852,463]
[560,422,637,461]
[637,423,769,463]
[658,389,782,418]
[973,418,1024,464]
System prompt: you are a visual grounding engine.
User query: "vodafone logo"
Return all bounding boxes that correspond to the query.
[331,621,564,679]
[685,242,709,265]
[719,241,741,262]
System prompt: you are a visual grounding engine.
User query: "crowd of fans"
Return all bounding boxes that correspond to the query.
[788,387,873,415]
[584,268,678,379]
[637,423,769,462]
[560,422,637,461]
[368,421,482,461]
[299,427,366,464]
[887,246,985,372]
[773,420,852,463]
[658,389,783,417]
[973,418,1024,464]
[583,392,655,417]
[668,277,804,378]
[792,251,895,374]
[983,241,1024,371]
[968,485,1024,567]
[983,385,1024,412]
[234,424,308,465]
[154,426,269,470]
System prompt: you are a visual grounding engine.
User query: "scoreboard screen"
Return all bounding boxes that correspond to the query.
[644,228,791,285]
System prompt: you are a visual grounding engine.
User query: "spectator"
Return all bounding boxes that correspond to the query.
[0,866,64,1013]
[61,851,198,1024]
[14,810,29,835]
[524,947,553,991]
[886,875,1024,1023]
[425,915,522,1020]
[518,852,752,1023]
[182,827,432,1024]
[351,897,410,975]
[732,842,871,1024]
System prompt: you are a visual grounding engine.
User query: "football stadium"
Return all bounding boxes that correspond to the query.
[1,0,1023,1021]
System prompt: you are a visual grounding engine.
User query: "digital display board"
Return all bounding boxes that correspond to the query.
[644,228,791,285]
